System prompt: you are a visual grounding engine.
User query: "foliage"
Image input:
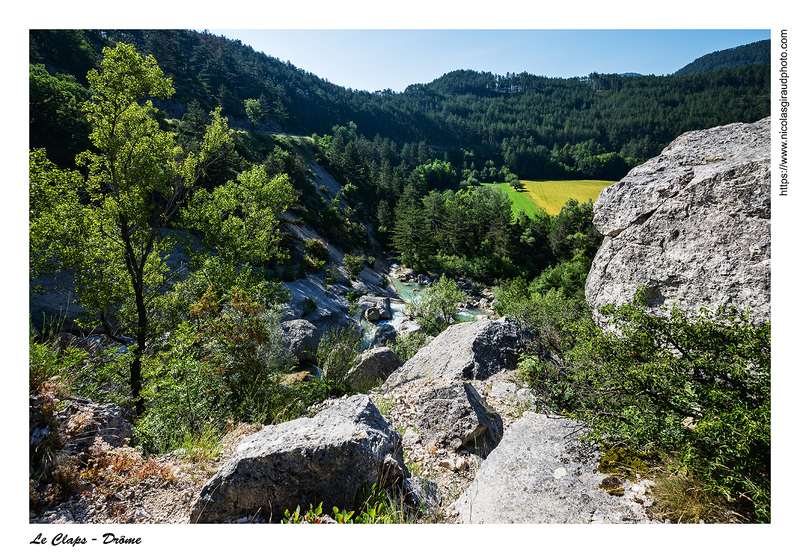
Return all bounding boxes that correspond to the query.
[407,276,466,336]
[316,320,367,395]
[29,64,91,167]
[134,284,299,454]
[560,288,770,521]
[281,483,419,524]
[343,253,366,279]
[29,337,86,396]
[29,42,295,419]
[182,166,295,266]
[387,332,431,364]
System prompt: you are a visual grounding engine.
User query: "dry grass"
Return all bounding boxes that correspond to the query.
[648,459,752,523]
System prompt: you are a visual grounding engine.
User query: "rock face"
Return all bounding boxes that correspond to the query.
[189,395,407,523]
[449,412,652,523]
[384,317,525,387]
[586,117,771,325]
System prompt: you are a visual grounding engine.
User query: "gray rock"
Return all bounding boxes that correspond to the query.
[347,347,403,390]
[415,382,503,457]
[371,323,398,348]
[384,317,525,387]
[450,412,634,523]
[402,477,441,516]
[586,117,771,326]
[358,295,392,322]
[190,394,407,523]
[281,319,320,362]
[397,319,424,336]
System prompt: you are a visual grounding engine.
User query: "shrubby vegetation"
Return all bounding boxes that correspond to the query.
[497,285,771,522]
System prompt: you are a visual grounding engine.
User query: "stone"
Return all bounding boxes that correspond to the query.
[347,347,403,390]
[397,319,424,336]
[384,317,525,387]
[450,411,640,523]
[415,382,503,458]
[402,477,441,516]
[190,394,407,523]
[358,295,392,322]
[281,319,320,362]
[586,117,771,326]
[371,322,398,348]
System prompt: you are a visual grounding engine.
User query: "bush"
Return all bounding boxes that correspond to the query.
[305,239,329,263]
[563,288,771,522]
[316,321,366,395]
[135,285,299,454]
[406,276,466,336]
[343,253,365,279]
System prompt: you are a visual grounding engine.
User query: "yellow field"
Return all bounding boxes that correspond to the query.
[521,179,616,216]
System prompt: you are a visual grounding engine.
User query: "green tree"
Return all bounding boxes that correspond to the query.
[244,98,263,129]
[408,276,467,335]
[29,43,290,416]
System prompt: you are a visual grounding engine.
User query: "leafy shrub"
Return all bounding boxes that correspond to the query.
[387,332,430,364]
[406,276,466,336]
[316,321,366,394]
[305,239,329,263]
[343,253,365,279]
[135,285,299,454]
[563,288,770,522]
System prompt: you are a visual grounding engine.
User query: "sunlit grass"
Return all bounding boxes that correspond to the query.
[520,179,614,215]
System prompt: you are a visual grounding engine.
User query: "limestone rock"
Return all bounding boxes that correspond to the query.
[190,394,407,523]
[384,317,525,387]
[281,319,320,362]
[347,347,403,390]
[586,117,771,325]
[358,295,392,322]
[371,323,398,348]
[449,412,645,523]
[397,319,424,336]
[415,382,503,457]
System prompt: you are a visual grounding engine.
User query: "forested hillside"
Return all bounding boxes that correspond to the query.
[673,39,770,76]
[28,28,772,289]
[31,30,769,177]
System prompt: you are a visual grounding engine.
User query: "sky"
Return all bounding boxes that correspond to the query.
[204,29,771,93]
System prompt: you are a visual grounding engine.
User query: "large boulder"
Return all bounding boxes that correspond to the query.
[415,382,503,458]
[371,323,398,348]
[347,347,403,390]
[189,395,407,523]
[281,319,320,362]
[586,117,771,326]
[384,317,525,387]
[449,412,651,523]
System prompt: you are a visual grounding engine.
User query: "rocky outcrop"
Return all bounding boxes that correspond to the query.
[448,412,655,523]
[30,394,133,477]
[384,317,525,387]
[586,117,771,325]
[281,319,320,362]
[189,395,407,523]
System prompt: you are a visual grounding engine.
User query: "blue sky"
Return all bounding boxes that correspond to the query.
[205,29,770,93]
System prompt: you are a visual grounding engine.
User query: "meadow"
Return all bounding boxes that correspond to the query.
[487,179,615,218]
